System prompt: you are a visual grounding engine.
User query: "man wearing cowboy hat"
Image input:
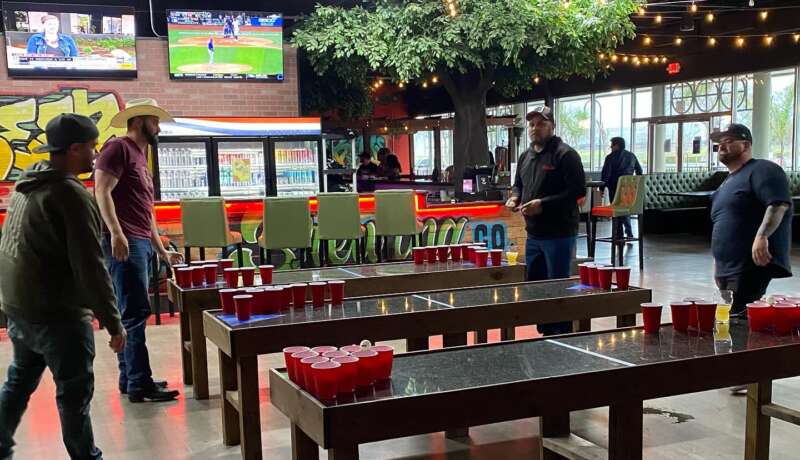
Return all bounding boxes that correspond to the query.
[95,98,183,403]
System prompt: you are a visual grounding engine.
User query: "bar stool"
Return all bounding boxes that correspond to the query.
[180,198,244,265]
[316,192,364,266]
[259,197,313,268]
[374,190,422,262]
[590,175,646,269]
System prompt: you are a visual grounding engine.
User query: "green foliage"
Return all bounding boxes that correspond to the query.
[769,86,794,157]
[299,52,373,119]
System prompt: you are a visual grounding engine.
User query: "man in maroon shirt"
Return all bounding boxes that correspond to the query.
[95,98,184,403]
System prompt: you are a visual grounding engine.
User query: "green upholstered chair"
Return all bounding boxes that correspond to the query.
[590,175,646,268]
[180,198,243,265]
[316,192,364,266]
[259,197,313,267]
[374,190,422,261]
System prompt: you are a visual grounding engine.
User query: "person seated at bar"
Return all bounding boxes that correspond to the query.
[356,152,380,179]
[383,153,402,180]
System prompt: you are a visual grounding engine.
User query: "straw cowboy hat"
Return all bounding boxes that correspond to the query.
[110,97,174,129]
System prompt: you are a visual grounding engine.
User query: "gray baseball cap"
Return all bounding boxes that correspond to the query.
[33,113,99,153]
[526,105,554,122]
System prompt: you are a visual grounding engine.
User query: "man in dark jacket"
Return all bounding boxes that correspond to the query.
[506,106,586,335]
[0,114,126,460]
[600,137,642,238]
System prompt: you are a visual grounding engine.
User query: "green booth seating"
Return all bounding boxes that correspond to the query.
[591,175,647,268]
[259,197,313,268]
[374,190,422,262]
[316,192,364,266]
[180,198,244,265]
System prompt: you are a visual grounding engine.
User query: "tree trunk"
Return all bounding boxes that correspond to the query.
[441,70,492,194]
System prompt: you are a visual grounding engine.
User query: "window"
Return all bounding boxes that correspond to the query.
[594,90,632,169]
[413,131,434,176]
[555,95,592,169]
[487,105,513,157]
[769,69,795,169]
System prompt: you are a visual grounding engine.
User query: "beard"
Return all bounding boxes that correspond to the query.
[142,123,159,147]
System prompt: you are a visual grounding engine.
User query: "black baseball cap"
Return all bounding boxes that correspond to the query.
[525,105,554,122]
[33,113,99,153]
[710,123,752,143]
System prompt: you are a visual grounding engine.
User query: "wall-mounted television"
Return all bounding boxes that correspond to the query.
[167,10,284,82]
[2,2,137,79]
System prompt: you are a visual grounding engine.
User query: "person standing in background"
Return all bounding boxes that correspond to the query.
[600,137,642,238]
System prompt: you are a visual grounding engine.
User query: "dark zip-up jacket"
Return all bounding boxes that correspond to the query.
[601,149,642,199]
[512,136,587,238]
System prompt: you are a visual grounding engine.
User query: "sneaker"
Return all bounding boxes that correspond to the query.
[128,387,179,403]
[119,379,168,395]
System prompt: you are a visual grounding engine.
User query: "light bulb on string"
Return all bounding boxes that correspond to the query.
[689,2,698,13]
[764,35,773,46]
[661,56,667,64]
[599,52,606,60]
[759,11,768,21]
[431,75,439,84]
[794,33,800,43]
[643,56,650,64]
[705,13,714,23]
[638,7,646,17]
[422,81,428,88]
[708,37,717,46]
[622,55,629,63]
[654,14,662,24]
[736,37,745,47]
[610,54,618,63]
[533,76,540,84]
[674,37,683,46]
[643,36,652,46]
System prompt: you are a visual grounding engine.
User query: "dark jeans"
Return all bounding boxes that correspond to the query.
[609,189,633,237]
[526,235,576,336]
[715,268,774,316]
[0,317,101,460]
[102,236,155,394]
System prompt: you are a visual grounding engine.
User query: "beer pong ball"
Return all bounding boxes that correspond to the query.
[283,346,310,382]
[339,344,362,354]
[258,265,274,285]
[350,350,379,387]
[332,356,359,394]
[300,356,329,392]
[311,361,341,400]
[328,280,345,305]
[223,268,240,288]
[233,294,253,321]
[322,350,349,359]
[311,346,338,355]
[240,267,255,286]
[219,288,238,315]
[191,267,205,287]
[370,345,394,380]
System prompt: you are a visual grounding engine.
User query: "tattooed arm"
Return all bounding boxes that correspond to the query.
[752,203,790,267]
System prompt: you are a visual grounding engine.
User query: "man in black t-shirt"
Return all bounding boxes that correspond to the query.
[356,152,380,179]
[710,124,793,316]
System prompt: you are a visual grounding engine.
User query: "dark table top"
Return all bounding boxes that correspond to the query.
[212,279,645,330]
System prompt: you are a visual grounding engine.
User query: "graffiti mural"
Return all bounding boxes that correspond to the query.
[0,87,125,180]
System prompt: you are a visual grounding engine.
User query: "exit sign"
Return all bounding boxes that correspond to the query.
[667,62,681,75]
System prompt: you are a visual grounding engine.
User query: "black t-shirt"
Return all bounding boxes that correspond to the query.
[356,162,380,178]
[711,159,793,278]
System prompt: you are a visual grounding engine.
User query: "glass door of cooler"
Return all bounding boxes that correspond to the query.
[156,140,211,201]
[272,139,320,197]
[215,140,268,198]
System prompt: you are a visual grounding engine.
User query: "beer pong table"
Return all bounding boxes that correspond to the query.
[167,260,525,399]
[270,319,800,460]
[202,279,651,460]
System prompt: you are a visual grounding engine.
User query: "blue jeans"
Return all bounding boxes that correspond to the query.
[102,236,154,394]
[526,235,576,336]
[0,317,102,460]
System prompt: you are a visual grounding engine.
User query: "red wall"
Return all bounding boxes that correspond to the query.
[372,86,411,173]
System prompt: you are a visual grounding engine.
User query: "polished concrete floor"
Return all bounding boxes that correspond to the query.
[1,231,798,459]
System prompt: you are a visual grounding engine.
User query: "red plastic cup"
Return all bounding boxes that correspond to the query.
[289,350,318,386]
[412,247,425,265]
[312,361,341,400]
[332,356,359,394]
[370,345,394,381]
[190,260,207,267]
[203,264,218,286]
[191,267,205,287]
[450,245,463,262]
[470,246,483,264]
[670,302,692,332]
[747,303,774,333]
[258,265,274,285]
[436,246,449,263]
[641,303,663,334]
[339,344,362,354]
[773,304,796,336]
[291,283,307,308]
[695,301,717,333]
[300,356,329,392]
[463,245,473,263]
[475,250,489,268]
[587,264,600,287]
[425,246,437,263]
[578,263,590,285]
[246,289,266,315]
[219,288,238,315]
[283,346,310,383]
[350,349,379,387]
[615,266,631,289]
[322,350,349,359]
[262,287,280,314]
[224,268,239,288]
[240,267,255,287]
[328,280,345,305]
[233,294,253,321]
[598,267,614,290]
[176,267,193,288]
[219,258,234,272]
[311,346,337,355]
[310,282,327,307]
[489,250,503,267]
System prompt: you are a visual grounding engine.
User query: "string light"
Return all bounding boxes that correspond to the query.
[654,14,662,24]
[759,11,768,21]
[533,76,540,84]
[764,35,773,46]
[610,54,618,62]
[622,55,629,62]
[736,36,745,47]
[674,37,683,46]
[661,56,668,64]
[689,2,698,13]
[431,75,439,84]
[638,7,646,17]
[643,56,650,64]
[794,33,800,43]
[398,81,405,88]
[422,81,429,88]
[643,36,652,46]
[705,13,715,23]
[598,52,606,60]
[708,37,717,46]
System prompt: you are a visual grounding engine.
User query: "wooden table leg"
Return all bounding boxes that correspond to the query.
[188,311,209,400]
[616,313,636,328]
[540,412,570,460]
[291,423,319,460]
[745,381,772,460]
[608,400,643,460]
[573,319,591,333]
[219,350,240,446]
[475,330,488,344]
[329,445,359,460]
[443,333,469,439]
[179,311,193,386]
[406,337,428,352]
[238,356,262,460]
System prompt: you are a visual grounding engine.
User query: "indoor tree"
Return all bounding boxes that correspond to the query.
[294,0,642,190]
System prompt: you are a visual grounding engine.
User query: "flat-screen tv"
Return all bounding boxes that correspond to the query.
[167,10,284,82]
[2,2,137,79]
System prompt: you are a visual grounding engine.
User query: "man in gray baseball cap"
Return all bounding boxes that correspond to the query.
[0,114,125,459]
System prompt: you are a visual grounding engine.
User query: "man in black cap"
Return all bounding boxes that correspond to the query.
[506,106,586,335]
[0,114,126,459]
[711,123,793,316]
